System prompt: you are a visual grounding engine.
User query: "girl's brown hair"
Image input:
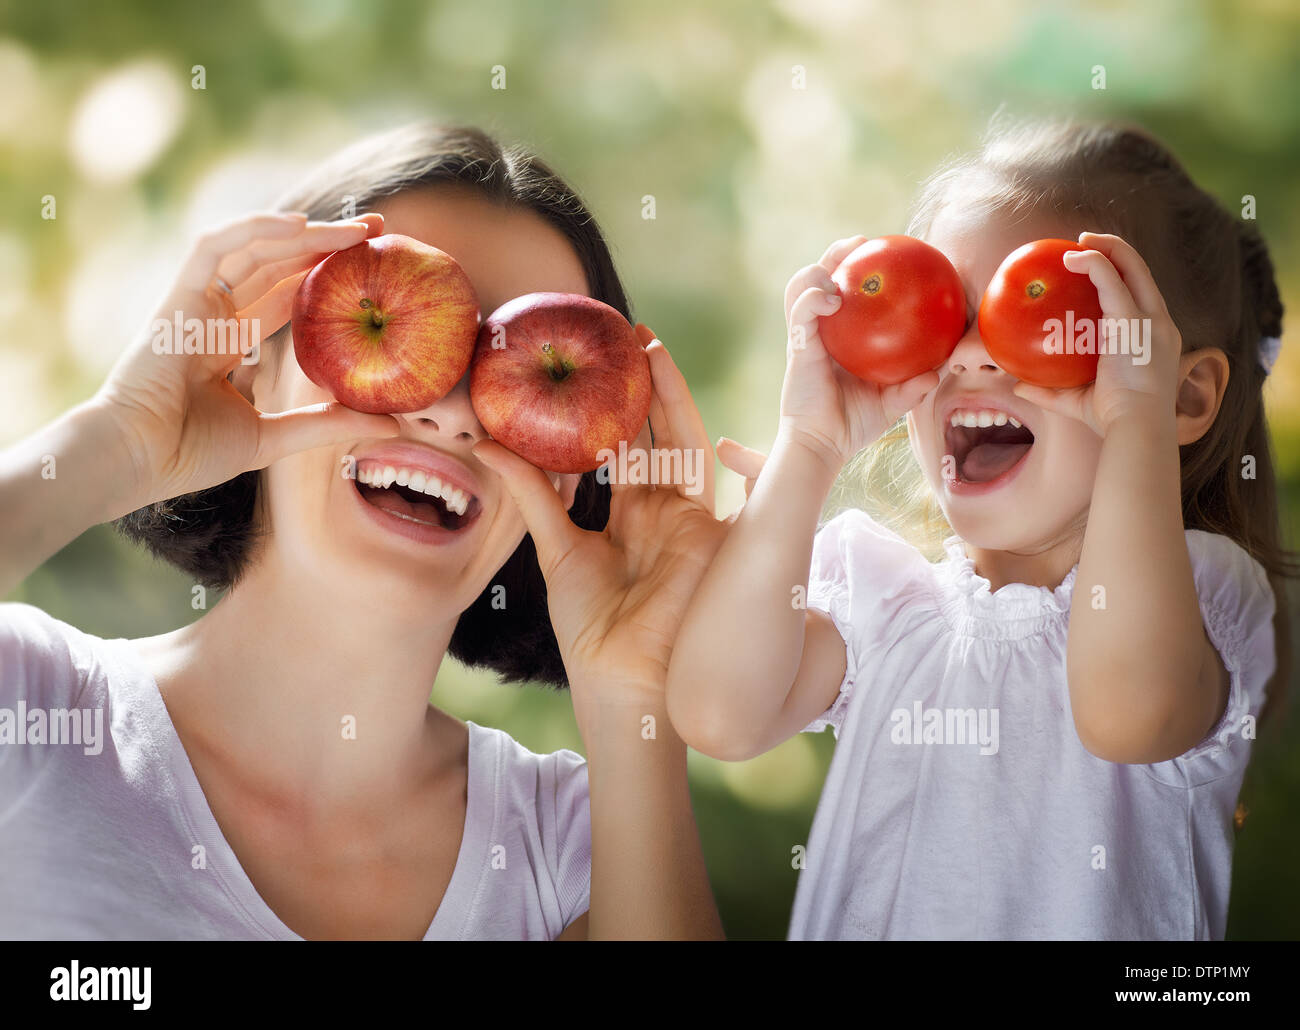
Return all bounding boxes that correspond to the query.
[116,121,631,688]
[836,115,1295,721]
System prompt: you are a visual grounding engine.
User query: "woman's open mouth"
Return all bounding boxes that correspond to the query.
[943,407,1035,492]
[353,462,482,535]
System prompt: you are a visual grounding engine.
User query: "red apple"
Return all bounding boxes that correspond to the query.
[469,293,652,474]
[291,233,480,413]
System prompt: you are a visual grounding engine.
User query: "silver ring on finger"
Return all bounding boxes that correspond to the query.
[212,275,235,299]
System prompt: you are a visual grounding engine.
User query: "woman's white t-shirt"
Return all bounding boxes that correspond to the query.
[791,509,1276,941]
[0,603,591,940]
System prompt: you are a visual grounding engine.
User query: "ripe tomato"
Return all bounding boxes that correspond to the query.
[817,235,967,385]
[977,238,1104,389]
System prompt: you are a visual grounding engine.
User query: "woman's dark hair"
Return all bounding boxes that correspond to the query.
[116,122,631,688]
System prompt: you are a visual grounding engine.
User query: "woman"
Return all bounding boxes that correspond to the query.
[0,123,730,939]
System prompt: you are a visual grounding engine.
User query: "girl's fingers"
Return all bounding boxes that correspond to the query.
[789,285,841,330]
[784,263,838,324]
[717,436,766,500]
[1061,246,1141,322]
[818,235,869,274]
[881,369,941,421]
[217,216,381,292]
[177,212,309,294]
[252,400,400,469]
[1011,381,1094,428]
[1075,231,1168,315]
[471,440,586,582]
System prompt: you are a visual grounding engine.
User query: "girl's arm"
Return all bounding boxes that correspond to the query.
[1,212,400,599]
[665,237,940,761]
[665,429,853,760]
[1015,232,1229,764]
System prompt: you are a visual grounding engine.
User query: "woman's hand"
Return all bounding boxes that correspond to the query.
[471,325,732,735]
[1010,231,1183,436]
[94,211,401,518]
[781,235,939,474]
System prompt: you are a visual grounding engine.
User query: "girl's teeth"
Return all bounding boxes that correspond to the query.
[395,468,410,487]
[948,410,1022,429]
[382,466,397,488]
[422,475,443,499]
[409,471,426,492]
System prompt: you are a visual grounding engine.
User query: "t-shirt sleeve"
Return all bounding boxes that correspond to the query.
[802,509,931,736]
[540,746,591,931]
[0,603,94,817]
[1165,529,1277,783]
[0,603,91,708]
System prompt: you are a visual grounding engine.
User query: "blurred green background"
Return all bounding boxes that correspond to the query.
[2,0,1297,939]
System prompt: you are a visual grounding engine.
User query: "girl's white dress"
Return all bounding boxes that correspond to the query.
[790,509,1276,940]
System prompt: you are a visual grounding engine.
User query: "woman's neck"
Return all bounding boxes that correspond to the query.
[132,545,460,815]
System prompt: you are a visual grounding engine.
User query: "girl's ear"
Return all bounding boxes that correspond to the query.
[1174,347,1230,446]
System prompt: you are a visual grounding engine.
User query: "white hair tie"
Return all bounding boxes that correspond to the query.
[1259,335,1282,375]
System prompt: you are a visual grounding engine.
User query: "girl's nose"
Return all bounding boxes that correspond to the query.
[946,325,1004,377]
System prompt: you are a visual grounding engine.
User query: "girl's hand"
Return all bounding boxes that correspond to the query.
[471,326,731,738]
[93,211,401,517]
[1010,232,1183,435]
[781,235,940,473]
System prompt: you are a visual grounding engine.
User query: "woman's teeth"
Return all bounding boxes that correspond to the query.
[948,409,1023,429]
[356,465,470,516]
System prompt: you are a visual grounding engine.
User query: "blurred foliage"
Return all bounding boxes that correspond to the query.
[2,0,1297,939]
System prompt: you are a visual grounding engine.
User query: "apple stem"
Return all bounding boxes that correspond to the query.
[541,342,573,381]
[359,298,384,328]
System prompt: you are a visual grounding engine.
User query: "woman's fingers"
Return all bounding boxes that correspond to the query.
[177,212,309,295]
[642,330,715,512]
[219,216,382,304]
[252,401,400,469]
[472,440,586,581]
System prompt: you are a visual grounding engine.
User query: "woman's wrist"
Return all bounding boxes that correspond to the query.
[0,399,143,594]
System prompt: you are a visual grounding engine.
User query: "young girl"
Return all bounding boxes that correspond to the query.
[668,118,1293,940]
[0,122,726,940]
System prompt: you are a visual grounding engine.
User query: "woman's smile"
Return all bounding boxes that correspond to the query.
[346,440,486,546]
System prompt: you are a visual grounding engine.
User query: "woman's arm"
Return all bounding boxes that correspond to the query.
[1,212,399,598]
[473,329,728,940]
[0,400,137,596]
[579,701,722,939]
[1015,232,1229,764]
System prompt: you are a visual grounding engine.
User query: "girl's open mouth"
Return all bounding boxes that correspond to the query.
[943,408,1035,488]
[353,463,482,533]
